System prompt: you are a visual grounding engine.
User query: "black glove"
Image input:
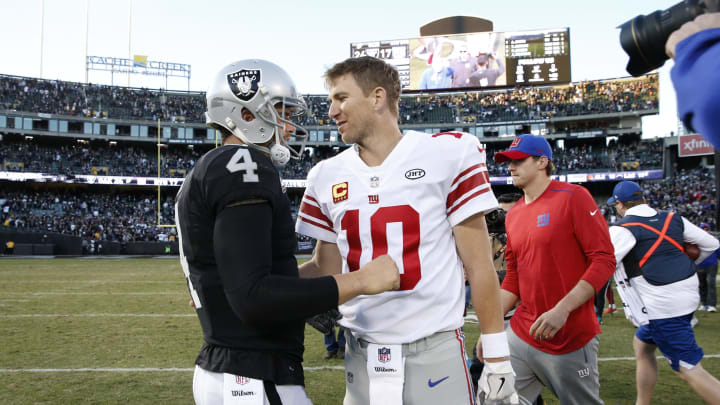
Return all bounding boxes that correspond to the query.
[306,308,342,335]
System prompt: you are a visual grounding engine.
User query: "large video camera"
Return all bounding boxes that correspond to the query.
[485,208,506,235]
[619,0,720,76]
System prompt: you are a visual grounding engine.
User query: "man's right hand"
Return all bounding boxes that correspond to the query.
[357,254,401,294]
[666,13,720,59]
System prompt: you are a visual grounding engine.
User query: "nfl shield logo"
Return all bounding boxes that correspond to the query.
[236,376,249,385]
[227,69,261,102]
[378,347,391,363]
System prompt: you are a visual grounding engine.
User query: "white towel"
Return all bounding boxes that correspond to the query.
[366,343,404,405]
[613,264,649,326]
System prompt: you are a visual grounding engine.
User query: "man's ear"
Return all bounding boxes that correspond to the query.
[373,86,389,113]
[537,156,549,170]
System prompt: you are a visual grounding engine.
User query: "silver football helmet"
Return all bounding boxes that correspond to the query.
[205,59,308,166]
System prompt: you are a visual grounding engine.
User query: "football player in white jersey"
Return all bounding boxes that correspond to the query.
[296,56,519,405]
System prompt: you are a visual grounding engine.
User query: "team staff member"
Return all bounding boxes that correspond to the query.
[607,180,720,405]
[488,134,616,404]
[296,56,518,405]
[176,59,400,405]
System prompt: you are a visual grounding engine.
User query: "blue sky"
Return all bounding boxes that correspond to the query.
[0,0,681,136]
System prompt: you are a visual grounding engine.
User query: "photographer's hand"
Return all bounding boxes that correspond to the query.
[666,13,720,59]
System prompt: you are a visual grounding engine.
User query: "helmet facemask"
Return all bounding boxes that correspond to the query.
[205,59,309,167]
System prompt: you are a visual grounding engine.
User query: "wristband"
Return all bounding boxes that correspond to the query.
[480,331,510,358]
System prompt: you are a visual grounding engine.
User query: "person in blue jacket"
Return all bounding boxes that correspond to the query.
[666,13,720,149]
[697,223,719,312]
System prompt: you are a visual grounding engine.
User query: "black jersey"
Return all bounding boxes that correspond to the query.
[175,144,337,385]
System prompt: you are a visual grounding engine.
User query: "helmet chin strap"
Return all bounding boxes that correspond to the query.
[225,116,291,167]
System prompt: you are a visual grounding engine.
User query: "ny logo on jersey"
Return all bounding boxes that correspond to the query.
[537,213,550,227]
[368,195,379,204]
[332,182,349,203]
[378,347,391,363]
[236,376,250,385]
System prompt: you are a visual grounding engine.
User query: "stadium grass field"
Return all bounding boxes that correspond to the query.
[1,258,719,404]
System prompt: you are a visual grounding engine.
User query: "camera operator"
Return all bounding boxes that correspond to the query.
[619,1,720,149]
[666,12,720,150]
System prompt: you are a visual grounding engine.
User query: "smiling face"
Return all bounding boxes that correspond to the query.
[327,73,378,145]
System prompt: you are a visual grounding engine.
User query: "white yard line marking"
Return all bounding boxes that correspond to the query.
[3,292,183,295]
[0,366,346,373]
[4,281,178,283]
[1,314,195,318]
[3,357,720,373]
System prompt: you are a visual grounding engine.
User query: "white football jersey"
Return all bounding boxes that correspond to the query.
[296,131,497,343]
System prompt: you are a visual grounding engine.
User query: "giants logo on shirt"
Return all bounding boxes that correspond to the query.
[537,213,550,227]
[368,195,379,204]
[332,182,348,203]
[378,347,391,363]
[236,376,249,385]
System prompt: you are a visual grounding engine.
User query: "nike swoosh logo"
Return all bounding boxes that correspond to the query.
[590,210,598,216]
[428,376,449,387]
[498,376,506,393]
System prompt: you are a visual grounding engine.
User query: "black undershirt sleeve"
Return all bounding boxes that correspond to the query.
[213,202,339,325]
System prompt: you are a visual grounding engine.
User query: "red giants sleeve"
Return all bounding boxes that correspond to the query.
[571,186,616,292]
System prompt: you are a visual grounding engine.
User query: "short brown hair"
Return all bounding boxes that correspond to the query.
[532,156,555,176]
[324,56,401,116]
[621,195,646,209]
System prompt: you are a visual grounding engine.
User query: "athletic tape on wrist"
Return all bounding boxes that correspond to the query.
[480,331,510,358]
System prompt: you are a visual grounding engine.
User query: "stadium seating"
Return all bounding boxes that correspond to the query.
[0,73,657,126]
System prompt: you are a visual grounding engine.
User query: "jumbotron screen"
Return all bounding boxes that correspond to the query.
[350,27,570,91]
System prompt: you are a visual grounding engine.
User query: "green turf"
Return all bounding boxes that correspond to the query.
[1,258,719,404]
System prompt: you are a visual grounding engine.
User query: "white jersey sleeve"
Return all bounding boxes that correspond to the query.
[442,132,498,226]
[295,162,337,243]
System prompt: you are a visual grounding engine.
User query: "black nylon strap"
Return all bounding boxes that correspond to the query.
[263,381,283,405]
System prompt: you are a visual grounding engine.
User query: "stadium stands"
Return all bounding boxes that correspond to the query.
[0,73,657,126]
[1,135,664,179]
[1,71,714,251]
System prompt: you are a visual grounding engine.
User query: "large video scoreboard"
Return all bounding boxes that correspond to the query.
[350,27,570,92]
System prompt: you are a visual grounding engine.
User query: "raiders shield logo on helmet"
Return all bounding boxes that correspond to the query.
[227,69,261,101]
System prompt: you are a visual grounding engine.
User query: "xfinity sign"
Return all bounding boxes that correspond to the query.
[679,134,714,157]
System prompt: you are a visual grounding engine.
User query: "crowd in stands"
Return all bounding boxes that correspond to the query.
[0,75,205,123]
[1,190,175,243]
[1,166,715,245]
[643,168,717,230]
[2,137,664,180]
[0,73,657,126]
[599,168,717,231]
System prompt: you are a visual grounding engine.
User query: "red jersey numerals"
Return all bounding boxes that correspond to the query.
[340,205,421,291]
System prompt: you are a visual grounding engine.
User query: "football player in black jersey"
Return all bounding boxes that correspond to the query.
[175,59,400,405]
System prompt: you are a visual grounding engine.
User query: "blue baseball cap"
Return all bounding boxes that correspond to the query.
[607,181,643,204]
[494,134,553,163]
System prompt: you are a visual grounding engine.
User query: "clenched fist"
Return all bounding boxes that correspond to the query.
[358,254,401,294]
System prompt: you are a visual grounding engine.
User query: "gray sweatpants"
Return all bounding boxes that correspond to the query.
[343,329,475,405]
[507,327,603,404]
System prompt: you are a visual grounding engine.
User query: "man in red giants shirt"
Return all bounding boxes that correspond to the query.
[489,134,616,404]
